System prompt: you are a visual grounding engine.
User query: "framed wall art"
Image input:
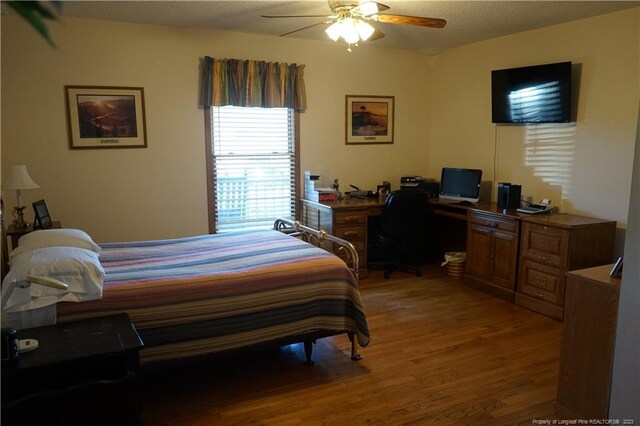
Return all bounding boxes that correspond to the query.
[65,85,147,149]
[345,95,394,145]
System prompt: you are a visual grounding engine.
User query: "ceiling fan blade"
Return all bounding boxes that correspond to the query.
[375,14,446,28]
[351,1,390,16]
[368,28,386,41]
[262,14,330,19]
[279,21,332,37]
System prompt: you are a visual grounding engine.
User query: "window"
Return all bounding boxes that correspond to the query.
[208,106,298,233]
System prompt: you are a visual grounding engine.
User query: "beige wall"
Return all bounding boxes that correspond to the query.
[2,8,638,246]
[427,8,639,229]
[1,15,431,242]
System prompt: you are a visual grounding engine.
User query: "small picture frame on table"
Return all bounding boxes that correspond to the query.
[609,257,624,278]
[32,199,53,229]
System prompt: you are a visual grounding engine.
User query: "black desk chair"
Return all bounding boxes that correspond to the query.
[368,189,435,279]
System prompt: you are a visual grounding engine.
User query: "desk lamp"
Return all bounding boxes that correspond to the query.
[1,165,39,228]
[1,276,68,356]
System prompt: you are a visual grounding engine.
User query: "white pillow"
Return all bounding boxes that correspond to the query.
[2,246,105,313]
[12,228,101,257]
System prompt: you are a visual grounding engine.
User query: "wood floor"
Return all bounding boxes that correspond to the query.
[141,264,571,425]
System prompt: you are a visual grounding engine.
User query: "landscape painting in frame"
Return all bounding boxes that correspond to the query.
[66,86,147,149]
[346,95,394,144]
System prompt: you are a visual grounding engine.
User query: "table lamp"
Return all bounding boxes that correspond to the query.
[1,165,39,228]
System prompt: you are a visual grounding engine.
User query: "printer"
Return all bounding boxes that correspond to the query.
[400,176,439,198]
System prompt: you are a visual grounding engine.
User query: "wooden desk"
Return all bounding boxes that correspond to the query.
[300,197,511,279]
[301,198,384,278]
[302,197,617,321]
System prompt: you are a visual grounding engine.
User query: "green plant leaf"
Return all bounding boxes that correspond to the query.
[8,1,59,48]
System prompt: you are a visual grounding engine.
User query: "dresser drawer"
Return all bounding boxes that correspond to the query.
[518,259,564,305]
[334,209,367,227]
[468,212,518,234]
[521,223,569,268]
[334,226,366,242]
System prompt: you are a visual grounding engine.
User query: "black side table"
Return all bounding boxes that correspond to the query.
[1,313,144,426]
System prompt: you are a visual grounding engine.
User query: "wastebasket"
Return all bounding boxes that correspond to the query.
[441,252,466,279]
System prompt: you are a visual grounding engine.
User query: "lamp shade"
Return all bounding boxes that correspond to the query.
[2,165,39,191]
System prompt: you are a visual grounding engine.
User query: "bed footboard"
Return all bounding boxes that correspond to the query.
[275,218,364,363]
[274,218,359,282]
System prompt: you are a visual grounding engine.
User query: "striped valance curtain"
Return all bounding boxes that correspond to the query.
[200,56,307,111]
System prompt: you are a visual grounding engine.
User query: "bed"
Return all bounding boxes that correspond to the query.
[28,219,370,365]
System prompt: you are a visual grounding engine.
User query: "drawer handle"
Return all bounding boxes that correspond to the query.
[484,222,497,228]
[536,278,547,287]
[343,231,359,237]
[534,292,545,300]
[344,216,360,222]
[536,255,550,262]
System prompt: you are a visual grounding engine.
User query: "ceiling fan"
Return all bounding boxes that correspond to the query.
[261,1,446,51]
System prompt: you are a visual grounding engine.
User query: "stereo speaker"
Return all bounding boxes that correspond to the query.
[497,183,522,209]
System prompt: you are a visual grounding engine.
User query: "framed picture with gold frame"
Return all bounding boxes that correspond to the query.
[65,85,147,149]
[345,95,394,145]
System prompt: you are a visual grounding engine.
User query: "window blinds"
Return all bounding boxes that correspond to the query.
[211,106,295,232]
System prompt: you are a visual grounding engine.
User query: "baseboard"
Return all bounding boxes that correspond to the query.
[463,275,515,302]
[515,293,564,320]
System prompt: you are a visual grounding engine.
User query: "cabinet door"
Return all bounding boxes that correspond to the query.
[492,230,518,290]
[467,224,493,279]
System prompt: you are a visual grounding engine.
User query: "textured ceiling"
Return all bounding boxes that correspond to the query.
[58,1,639,51]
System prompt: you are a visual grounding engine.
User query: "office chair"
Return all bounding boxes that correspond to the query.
[368,189,434,279]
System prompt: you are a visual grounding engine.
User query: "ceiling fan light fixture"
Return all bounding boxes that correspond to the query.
[325,21,342,41]
[266,2,445,48]
[356,20,375,41]
[325,16,374,48]
[341,17,360,44]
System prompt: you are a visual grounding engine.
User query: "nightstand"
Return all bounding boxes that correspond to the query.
[1,313,144,426]
[6,220,62,250]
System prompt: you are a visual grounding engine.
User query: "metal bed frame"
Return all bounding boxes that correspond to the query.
[273,218,360,282]
[1,213,364,366]
[273,217,362,362]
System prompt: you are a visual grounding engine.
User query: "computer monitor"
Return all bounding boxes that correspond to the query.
[439,168,483,203]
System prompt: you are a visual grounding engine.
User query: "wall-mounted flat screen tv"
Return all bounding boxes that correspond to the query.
[491,61,572,124]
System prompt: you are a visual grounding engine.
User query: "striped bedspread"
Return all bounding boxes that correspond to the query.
[57,229,369,363]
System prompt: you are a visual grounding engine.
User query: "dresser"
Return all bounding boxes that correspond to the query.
[515,214,616,320]
[556,264,621,418]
